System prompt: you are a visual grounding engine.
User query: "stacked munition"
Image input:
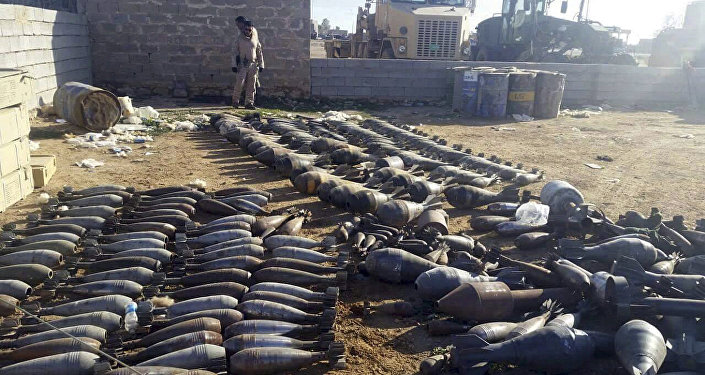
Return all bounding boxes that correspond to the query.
[212,114,705,375]
[0,181,346,374]
[2,110,703,375]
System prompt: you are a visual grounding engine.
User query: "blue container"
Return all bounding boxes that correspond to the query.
[460,69,481,115]
[478,72,510,118]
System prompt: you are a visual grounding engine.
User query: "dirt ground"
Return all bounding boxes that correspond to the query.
[1,104,704,375]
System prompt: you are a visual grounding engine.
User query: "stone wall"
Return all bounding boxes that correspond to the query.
[81,0,311,99]
[311,58,694,106]
[0,3,91,107]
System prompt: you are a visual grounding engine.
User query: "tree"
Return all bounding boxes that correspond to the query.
[335,26,340,31]
[319,18,331,35]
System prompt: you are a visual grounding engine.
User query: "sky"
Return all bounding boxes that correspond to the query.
[311,0,693,42]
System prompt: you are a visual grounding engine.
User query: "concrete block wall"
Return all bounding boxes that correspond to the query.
[81,0,311,99]
[0,3,91,107]
[0,0,78,13]
[311,58,693,106]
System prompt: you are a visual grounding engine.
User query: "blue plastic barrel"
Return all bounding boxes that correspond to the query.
[478,72,510,118]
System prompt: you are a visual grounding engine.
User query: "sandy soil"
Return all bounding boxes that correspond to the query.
[1,104,704,375]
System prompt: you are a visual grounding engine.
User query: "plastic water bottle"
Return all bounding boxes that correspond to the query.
[124,302,138,333]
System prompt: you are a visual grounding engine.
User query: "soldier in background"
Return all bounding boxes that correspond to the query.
[234,16,260,106]
[232,21,264,109]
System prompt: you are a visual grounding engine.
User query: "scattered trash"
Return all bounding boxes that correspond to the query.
[491,126,517,131]
[55,119,67,123]
[606,178,620,183]
[315,111,363,122]
[675,134,695,139]
[112,124,150,132]
[584,163,603,169]
[561,109,601,118]
[118,96,136,117]
[171,121,198,131]
[512,114,534,122]
[188,179,207,189]
[75,158,104,168]
[28,140,40,151]
[64,130,154,150]
[582,105,603,112]
[515,202,550,226]
[135,106,159,119]
[596,155,614,162]
[121,116,143,125]
[37,192,50,204]
[132,135,153,143]
[110,146,132,156]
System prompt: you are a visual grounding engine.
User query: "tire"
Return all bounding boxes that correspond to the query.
[516,49,533,62]
[609,53,637,66]
[475,47,491,61]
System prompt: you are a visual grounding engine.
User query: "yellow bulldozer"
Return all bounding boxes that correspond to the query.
[325,0,477,60]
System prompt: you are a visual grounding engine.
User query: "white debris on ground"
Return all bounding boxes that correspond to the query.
[512,114,534,122]
[315,111,364,122]
[75,158,105,168]
[62,99,213,162]
[37,192,51,204]
[122,116,143,124]
[135,106,159,119]
[584,163,603,169]
[64,131,153,149]
[675,134,695,139]
[117,97,209,132]
[118,96,136,117]
[110,146,132,157]
[561,106,603,118]
[162,113,210,131]
[29,140,40,151]
[188,179,207,189]
[515,202,550,225]
[166,121,198,131]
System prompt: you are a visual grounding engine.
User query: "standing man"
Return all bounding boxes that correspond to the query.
[232,21,264,109]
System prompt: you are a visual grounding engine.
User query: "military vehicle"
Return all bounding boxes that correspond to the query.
[472,0,635,64]
[325,0,477,60]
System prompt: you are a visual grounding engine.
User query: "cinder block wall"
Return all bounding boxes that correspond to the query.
[0,3,91,107]
[311,58,693,106]
[81,0,311,99]
[0,0,77,13]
